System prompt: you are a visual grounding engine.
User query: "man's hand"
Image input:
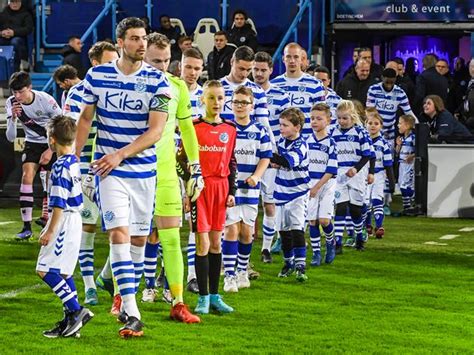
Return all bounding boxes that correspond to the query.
[186,163,204,202]
[310,185,320,198]
[39,228,53,246]
[245,174,260,188]
[183,196,191,213]
[39,149,53,165]
[91,152,123,177]
[82,174,96,203]
[226,195,235,207]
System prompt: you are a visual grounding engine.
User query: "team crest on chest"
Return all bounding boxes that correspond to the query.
[134,77,147,93]
[320,144,328,152]
[248,131,257,140]
[219,132,229,143]
[267,98,273,105]
[298,85,306,92]
[348,135,355,142]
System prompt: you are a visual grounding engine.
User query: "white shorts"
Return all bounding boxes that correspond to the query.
[365,172,385,204]
[225,204,258,227]
[96,175,155,236]
[399,162,414,190]
[260,168,276,204]
[276,193,308,231]
[335,168,366,206]
[80,175,99,225]
[36,211,82,275]
[307,179,336,221]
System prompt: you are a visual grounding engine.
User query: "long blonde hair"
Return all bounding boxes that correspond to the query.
[336,100,362,126]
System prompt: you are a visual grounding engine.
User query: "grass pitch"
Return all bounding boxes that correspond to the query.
[0,205,473,353]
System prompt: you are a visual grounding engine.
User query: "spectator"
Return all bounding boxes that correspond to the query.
[156,14,180,52]
[227,9,257,52]
[207,31,235,80]
[342,47,360,78]
[358,47,383,80]
[336,59,380,105]
[421,94,472,143]
[415,54,449,115]
[0,0,33,71]
[171,35,192,62]
[387,59,415,105]
[61,36,87,79]
[405,57,419,84]
[456,58,474,132]
[300,49,309,72]
[451,57,471,115]
[140,16,152,34]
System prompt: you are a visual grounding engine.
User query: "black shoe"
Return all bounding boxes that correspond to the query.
[62,307,94,337]
[43,312,68,338]
[117,311,129,324]
[186,278,199,294]
[335,244,343,255]
[355,239,365,251]
[261,249,272,263]
[278,264,295,278]
[119,316,144,338]
[156,268,165,288]
[35,217,48,228]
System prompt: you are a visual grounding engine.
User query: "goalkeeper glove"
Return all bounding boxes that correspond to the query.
[186,162,204,202]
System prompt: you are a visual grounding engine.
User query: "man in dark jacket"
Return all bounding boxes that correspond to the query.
[0,0,33,70]
[227,10,257,52]
[207,31,235,80]
[414,54,449,115]
[61,36,87,79]
[336,59,379,105]
[156,14,180,55]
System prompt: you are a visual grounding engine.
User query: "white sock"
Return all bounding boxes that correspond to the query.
[262,215,275,251]
[101,256,112,279]
[79,231,96,290]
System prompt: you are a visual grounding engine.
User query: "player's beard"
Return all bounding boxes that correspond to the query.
[123,49,145,64]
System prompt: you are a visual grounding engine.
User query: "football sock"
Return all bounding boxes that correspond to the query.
[345,214,354,237]
[187,231,196,282]
[110,243,140,319]
[42,272,81,312]
[130,244,145,293]
[322,223,335,243]
[334,215,345,246]
[195,254,209,296]
[159,227,184,305]
[280,231,294,267]
[222,240,238,276]
[261,215,275,251]
[19,184,33,225]
[39,168,49,220]
[208,252,221,295]
[79,231,96,290]
[361,204,369,228]
[237,241,252,272]
[309,223,321,253]
[292,230,306,269]
[64,276,79,304]
[100,256,112,279]
[373,198,384,228]
[144,241,158,289]
[401,188,414,210]
[41,193,49,220]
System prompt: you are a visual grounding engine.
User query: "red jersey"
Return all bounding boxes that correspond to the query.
[193,117,237,180]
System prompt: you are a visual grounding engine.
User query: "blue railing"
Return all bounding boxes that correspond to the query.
[41,0,117,93]
[272,0,315,73]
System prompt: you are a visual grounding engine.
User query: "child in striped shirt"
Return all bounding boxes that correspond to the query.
[395,115,416,213]
[222,86,272,292]
[36,115,93,338]
[271,108,310,281]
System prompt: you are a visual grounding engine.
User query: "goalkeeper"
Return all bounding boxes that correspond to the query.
[141,33,203,324]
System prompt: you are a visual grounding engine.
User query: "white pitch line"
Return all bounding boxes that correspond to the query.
[0,283,43,299]
[459,227,474,232]
[424,241,448,246]
[0,221,15,226]
[440,234,460,240]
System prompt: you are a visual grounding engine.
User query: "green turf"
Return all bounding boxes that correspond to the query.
[0,205,473,353]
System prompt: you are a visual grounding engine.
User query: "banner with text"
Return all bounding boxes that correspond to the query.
[334,0,474,22]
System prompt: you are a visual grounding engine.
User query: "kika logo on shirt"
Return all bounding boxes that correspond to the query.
[199,145,226,152]
[105,92,144,111]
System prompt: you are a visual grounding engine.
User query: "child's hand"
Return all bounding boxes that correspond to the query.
[270,163,280,169]
[310,185,320,198]
[183,196,191,213]
[405,154,415,164]
[346,168,357,177]
[396,136,402,146]
[367,173,375,184]
[11,101,22,120]
[39,229,53,246]
[226,195,235,207]
[245,175,259,187]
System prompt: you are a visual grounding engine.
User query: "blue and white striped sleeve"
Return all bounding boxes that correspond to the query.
[259,126,273,159]
[325,143,338,175]
[383,141,393,167]
[282,141,306,168]
[82,72,98,105]
[49,165,71,210]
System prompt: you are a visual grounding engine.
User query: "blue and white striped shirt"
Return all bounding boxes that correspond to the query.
[49,154,83,212]
[189,84,204,119]
[234,121,272,205]
[270,73,325,136]
[306,133,338,183]
[399,132,415,163]
[264,84,290,141]
[372,135,393,173]
[326,88,342,128]
[366,83,414,140]
[331,124,372,172]
[273,136,310,205]
[63,80,98,175]
[82,60,171,179]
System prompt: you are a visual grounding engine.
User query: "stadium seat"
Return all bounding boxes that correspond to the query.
[170,18,186,36]
[0,46,15,82]
[193,18,220,59]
